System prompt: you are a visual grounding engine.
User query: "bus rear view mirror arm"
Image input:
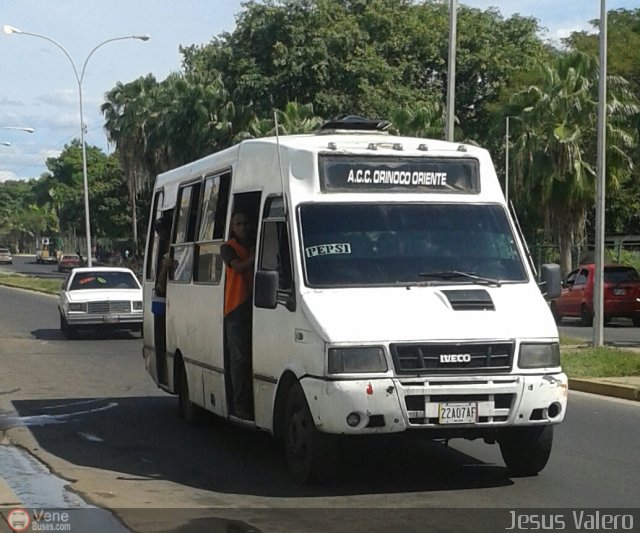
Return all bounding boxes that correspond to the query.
[539,263,562,300]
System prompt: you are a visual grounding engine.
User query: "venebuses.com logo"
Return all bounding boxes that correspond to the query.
[6,508,30,532]
[5,508,72,532]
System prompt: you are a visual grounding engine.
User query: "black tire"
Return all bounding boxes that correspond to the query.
[61,315,77,339]
[580,304,593,327]
[632,316,640,327]
[499,425,553,476]
[284,383,338,485]
[177,361,203,426]
[550,302,561,325]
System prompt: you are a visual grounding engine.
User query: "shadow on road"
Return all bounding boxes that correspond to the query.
[6,396,513,498]
[32,328,141,341]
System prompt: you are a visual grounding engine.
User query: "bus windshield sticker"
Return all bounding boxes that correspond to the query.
[318,155,480,193]
[305,243,352,258]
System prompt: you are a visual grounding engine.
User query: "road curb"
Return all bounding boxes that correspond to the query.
[569,378,640,401]
[0,475,20,507]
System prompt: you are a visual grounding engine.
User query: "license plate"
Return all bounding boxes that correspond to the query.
[613,288,626,295]
[103,315,119,324]
[438,402,478,424]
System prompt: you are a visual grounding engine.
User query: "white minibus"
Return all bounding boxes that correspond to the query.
[142,116,566,484]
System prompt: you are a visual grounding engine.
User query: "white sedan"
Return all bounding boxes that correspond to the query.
[58,267,143,339]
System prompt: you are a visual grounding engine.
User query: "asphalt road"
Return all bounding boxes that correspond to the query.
[559,319,640,348]
[0,253,66,279]
[0,284,639,532]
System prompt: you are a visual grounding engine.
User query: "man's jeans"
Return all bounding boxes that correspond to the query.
[225,300,253,417]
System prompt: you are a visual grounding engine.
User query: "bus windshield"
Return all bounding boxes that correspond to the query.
[299,203,528,287]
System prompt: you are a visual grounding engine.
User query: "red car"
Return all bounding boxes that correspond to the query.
[550,263,640,326]
[57,254,83,273]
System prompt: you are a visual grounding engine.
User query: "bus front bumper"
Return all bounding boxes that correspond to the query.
[301,373,568,436]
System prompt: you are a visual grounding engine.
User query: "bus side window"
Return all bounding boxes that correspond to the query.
[260,221,293,292]
[171,181,202,283]
[259,196,293,300]
[194,171,231,284]
[146,190,165,282]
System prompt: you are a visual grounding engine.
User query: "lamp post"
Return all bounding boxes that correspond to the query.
[1,126,35,134]
[593,0,608,347]
[3,25,149,267]
[505,116,511,207]
[445,0,458,141]
[0,126,33,148]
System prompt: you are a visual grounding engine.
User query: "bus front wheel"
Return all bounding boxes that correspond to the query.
[284,383,337,485]
[499,425,553,476]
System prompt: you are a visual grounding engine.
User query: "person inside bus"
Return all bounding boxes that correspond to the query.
[221,211,256,420]
[155,214,174,298]
[153,213,173,385]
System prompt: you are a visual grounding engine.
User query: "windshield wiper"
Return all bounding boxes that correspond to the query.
[418,270,502,287]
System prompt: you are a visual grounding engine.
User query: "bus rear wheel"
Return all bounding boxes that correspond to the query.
[284,383,337,485]
[177,360,203,426]
[499,425,553,476]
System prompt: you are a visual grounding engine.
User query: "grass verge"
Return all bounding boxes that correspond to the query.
[561,346,640,378]
[0,274,60,295]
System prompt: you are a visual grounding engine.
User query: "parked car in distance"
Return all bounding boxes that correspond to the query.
[57,254,83,272]
[0,247,12,264]
[58,267,143,339]
[550,263,640,326]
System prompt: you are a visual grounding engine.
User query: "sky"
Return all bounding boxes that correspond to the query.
[1,0,639,182]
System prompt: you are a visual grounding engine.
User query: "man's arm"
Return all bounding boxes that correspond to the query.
[221,244,255,273]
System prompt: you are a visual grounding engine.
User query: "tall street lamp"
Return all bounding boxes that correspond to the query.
[505,116,511,207]
[593,0,608,347]
[445,0,458,141]
[1,126,35,134]
[3,25,149,267]
[0,126,34,148]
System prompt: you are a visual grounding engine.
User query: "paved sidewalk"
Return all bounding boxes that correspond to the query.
[569,376,640,401]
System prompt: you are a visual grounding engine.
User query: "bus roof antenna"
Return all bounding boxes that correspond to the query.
[274,111,288,217]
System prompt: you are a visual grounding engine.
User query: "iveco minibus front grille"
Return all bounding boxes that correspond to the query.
[87,301,131,314]
[390,342,514,374]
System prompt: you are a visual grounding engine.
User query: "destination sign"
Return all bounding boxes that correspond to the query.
[319,155,480,193]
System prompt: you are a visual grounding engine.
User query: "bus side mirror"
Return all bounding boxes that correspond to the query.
[539,263,562,300]
[254,270,278,309]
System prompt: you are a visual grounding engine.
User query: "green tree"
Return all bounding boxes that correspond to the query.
[180,0,549,141]
[565,8,640,236]
[509,51,638,274]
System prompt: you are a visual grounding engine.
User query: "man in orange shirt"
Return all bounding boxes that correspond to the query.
[221,211,256,420]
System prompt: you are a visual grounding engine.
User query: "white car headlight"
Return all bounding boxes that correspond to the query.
[68,302,87,312]
[132,301,143,311]
[518,343,560,369]
[328,347,388,374]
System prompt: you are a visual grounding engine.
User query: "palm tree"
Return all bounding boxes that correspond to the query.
[388,101,447,139]
[246,102,324,137]
[509,51,638,274]
[102,74,159,252]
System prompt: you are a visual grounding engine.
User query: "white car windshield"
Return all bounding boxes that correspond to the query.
[299,203,528,287]
[69,271,139,290]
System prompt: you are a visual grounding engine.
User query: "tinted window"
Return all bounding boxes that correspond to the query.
[564,270,578,287]
[575,270,589,285]
[604,266,640,283]
[299,203,527,287]
[69,271,140,290]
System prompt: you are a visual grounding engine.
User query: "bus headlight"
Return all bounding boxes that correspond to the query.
[328,347,387,374]
[68,302,87,312]
[518,343,560,369]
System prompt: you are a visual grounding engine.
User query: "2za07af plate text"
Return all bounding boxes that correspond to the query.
[438,402,478,424]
